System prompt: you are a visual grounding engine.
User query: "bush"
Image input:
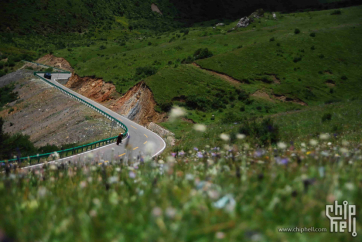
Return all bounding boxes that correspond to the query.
[237,45,243,49]
[310,32,316,37]
[341,75,348,80]
[293,56,302,63]
[270,37,275,42]
[99,45,106,50]
[148,42,152,46]
[134,66,158,80]
[331,10,341,15]
[0,70,5,77]
[239,118,280,145]
[193,48,213,60]
[44,67,53,73]
[294,28,300,34]
[319,54,324,59]
[321,113,332,122]
[311,46,315,50]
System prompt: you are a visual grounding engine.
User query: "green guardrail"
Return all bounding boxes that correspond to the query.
[0,71,128,166]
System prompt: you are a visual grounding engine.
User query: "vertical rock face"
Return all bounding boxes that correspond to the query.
[65,75,165,126]
[112,82,165,125]
[65,75,116,103]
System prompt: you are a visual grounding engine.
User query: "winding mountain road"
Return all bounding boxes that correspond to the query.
[25,72,166,168]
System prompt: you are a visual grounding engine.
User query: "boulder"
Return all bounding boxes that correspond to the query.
[272,12,277,20]
[216,23,225,27]
[236,17,250,28]
[249,8,265,20]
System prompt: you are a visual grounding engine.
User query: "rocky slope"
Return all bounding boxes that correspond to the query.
[0,70,123,147]
[36,54,74,72]
[65,74,166,125]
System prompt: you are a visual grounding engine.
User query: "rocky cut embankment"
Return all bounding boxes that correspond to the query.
[65,74,166,126]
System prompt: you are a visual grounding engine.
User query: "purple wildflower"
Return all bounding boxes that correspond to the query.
[129,171,136,179]
[197,152,203,158]
[171,152,176,157]
[194,147,199,151]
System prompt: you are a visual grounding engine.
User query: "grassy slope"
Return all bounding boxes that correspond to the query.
[197,6,362,105]
[172,99,362,151]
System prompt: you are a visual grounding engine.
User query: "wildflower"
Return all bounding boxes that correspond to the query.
[93,198,101,207]
[185,174,194,180]
[344,183,355,191]
[49,165,57,170]
[152,207,163,217]
[79,181,87,189]
[236,133,246,140]
[340,147,348,154]
[89,210,97,217]
[145,141,156,154]
[207,190,220,200]
[109,191,118,205]
[129,171,136,179]
[165,207,177,219]
[220,133,230,141]
[309,139,318,146]
[194,147,199,151]
[319,133,330,140]
[342,140,349,146]
[327,142,332,146]
[178,150,185,156]
[115,167,121,172]
[193,124,207,132]
[197,152,203,158]
[87,152,94,159]
[171,152,176,157]
[277,142,287,149]
[214,194,236,213]
[108,176,119,184]
[169,106,186,122]
[216,232,225,239]
[37,187,47,198]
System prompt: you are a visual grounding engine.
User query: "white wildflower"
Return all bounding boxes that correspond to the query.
[236,133,246,140]
[309,139,318,146]
[344,183,355,191]
[193,124,207,132]
[319,133,330,140]
[165,207,177,219]
[277,142,287,149]
[216,232,225,239]
[342,140,349,147]
[37,187,47,198]
[152,207,163,217]
[169,106,186,122]
[220,133,230,141]
[108,176,119,184]
[79,181,87,189]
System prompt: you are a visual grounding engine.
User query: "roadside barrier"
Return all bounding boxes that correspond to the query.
[0,71,128,166]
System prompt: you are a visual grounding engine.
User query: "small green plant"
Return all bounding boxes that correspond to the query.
[341,75,348,80]
[270,37,275,42]
[321,113,332,122]
[331,10,342,15]
[310,32,316,37]
[294,28,300,34]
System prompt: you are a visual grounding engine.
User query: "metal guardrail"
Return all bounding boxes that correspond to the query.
[0,71,128,166]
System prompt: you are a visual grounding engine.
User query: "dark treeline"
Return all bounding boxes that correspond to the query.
[1,0,361,35]
[170,0,362,22]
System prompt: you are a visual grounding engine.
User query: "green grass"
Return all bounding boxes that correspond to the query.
[1,132,361,241]
[167,99,362,151]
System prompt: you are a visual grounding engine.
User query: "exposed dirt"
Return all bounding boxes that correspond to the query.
[325,80,336,87]
[269,74,281,84]
[0,70,123,148]
[273,94,307,106]
[251,89,307,106]
[251,90,275,102]
[192,63,241,86]
[65,75,165,125]
[151,3,163,15]
[36,54,74,72]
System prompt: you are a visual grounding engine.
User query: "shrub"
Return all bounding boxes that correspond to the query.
[134,66,158,80]
[319,54,324,59]
[148,42,152,46]
[293,56,302,63]
[321,113,332,122]
[0,70,6,77]
[270,37,275,42]
[44,67,53,73]
[277,43,280,47]
[239,118,280,145]
[310,32,316,37]
[341,75,348,80]
[240,105,245,112]
[237,45,243,49]
[331,10,341,15]
[311,46,315,50]
[193,48,213,60]
[294,28,300,34]
[99,45,106,50]
[0,62,3,69]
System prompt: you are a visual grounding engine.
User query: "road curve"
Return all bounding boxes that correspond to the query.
[26,72,166,168]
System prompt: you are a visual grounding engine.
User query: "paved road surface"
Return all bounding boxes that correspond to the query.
[25,72,166,168]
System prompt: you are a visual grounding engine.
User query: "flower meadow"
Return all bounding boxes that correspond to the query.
[1,132,361,242]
